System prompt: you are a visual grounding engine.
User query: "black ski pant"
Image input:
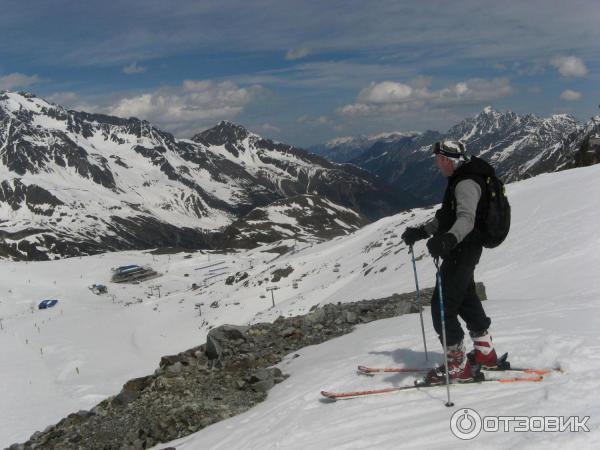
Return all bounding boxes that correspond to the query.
[430,245,491,347]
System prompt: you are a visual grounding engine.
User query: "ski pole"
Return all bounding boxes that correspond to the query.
[410,245,428,361]
[434,258,454,407]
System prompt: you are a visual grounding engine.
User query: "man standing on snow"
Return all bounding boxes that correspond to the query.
[401,140,498,384]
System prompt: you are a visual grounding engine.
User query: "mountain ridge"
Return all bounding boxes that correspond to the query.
[321,107,594,202]
[0,91,413,260]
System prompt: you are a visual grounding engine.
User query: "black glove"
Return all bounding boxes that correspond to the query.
[401,226,428,246]
[426,233,458,258]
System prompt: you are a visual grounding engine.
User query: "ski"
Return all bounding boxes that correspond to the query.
[321,374,544,401]
[357,353,561,376]
[357,365,429,374]
[470,352,562,375]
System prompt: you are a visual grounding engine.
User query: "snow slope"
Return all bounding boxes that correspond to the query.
[2,164,600,447]
[159,165,600,449]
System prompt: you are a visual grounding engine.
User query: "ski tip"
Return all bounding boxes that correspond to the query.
[356,365,375,375]
[320,391,338,400]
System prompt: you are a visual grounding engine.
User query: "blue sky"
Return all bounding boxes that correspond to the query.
[0,0,598,147]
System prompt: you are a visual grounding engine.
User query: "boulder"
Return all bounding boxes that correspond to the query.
[206,324,249,360]
[114,376,153,405]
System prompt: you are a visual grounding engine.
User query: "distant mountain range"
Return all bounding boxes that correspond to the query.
[0,91,414,260]
[309,131,422,163]
[311,106,600,203]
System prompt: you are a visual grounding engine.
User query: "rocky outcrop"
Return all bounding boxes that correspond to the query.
[10,283,486,450]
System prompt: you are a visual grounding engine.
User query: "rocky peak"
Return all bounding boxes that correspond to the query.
[192,120,251,146]
[448,107,528,142]
[471,106,518,127]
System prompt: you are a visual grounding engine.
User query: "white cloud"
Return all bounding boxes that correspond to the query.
[285,47,311,60]
[358,81,413,104]
[560,89,582,101]
[550,55,588,77]
[338,78,513,118]
[0,73,41,90]
[123,62,146,74]
[336,103,374,117]
[106,80,265,135]
[259,123,281,133]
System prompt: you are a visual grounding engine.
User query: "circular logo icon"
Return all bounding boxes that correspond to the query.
[450,408,482,440]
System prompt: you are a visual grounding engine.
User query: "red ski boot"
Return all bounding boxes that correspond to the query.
[468,330,498,368]
[424,342,473,385]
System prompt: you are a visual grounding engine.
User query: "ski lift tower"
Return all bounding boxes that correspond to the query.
[266,286,279,309]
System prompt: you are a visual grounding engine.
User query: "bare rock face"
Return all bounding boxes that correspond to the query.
[14,283,487,450]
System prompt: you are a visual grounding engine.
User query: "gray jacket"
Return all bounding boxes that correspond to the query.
[423,178,481,244]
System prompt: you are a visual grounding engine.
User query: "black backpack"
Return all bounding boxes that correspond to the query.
[480,174,511,248]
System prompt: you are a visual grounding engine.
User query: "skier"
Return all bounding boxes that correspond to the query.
[401,140,498,384]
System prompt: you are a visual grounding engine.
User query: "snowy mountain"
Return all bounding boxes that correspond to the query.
[3,163,599,448]
[446,107,582,181]
[309,131,423,163]
[0,91,414,260]
[347,107,584,203]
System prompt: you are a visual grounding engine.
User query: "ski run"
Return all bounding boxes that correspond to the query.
[1,164,599,448]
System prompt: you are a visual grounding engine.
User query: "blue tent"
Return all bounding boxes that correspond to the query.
[38,299,58,309]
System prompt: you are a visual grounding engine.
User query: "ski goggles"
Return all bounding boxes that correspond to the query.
[432,141,466,159]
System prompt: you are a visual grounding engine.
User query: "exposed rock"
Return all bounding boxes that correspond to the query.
[271,265,294,282]
[114,376,153,406]
[225,271,249,285]
[345,311,358,323]
[206,325,249,360]
[246,368,283,392]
